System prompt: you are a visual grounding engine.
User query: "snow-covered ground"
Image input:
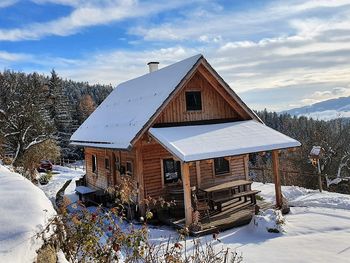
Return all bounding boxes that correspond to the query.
[253,182,350,210]
[147,182,350,262]
[1,164,350,262]
[0,165,56,263]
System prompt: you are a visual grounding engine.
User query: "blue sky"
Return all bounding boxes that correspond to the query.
[1,0,350,111]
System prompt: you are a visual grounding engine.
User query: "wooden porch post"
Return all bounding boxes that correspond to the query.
[135,142,145,215]
[272,150,283,208]
[182,162,192,226]
[195,161,201,187]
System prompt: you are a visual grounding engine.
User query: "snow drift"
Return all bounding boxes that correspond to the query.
[0,165,56,263]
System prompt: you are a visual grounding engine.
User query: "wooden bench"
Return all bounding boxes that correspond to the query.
[211,190,261,212]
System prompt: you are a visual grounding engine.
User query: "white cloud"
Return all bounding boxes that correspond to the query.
[0,0,17,8]
[0,51,31,62]
[0,0,194,41]
[302,86,350,105]
[3,0,350,112]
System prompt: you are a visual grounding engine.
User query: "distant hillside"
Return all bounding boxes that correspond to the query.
[284,96,350,120]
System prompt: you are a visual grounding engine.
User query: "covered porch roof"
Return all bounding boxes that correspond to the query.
[149,120,301,162]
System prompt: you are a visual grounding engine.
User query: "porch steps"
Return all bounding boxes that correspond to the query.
[160,199,273,237]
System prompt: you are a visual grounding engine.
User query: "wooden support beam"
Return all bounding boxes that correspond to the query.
[182,162,193,226]
[196,161,201,188]
[135,142,145,215]
[244,154,249,181]
[272,150,283,208]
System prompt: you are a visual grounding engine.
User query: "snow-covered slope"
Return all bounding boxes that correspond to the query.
[285,96,350,120]
[0,165,56,263]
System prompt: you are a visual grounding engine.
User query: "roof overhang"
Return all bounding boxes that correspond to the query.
[149,120,301,162]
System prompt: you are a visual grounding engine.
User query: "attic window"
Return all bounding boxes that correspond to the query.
[185,91,202,111]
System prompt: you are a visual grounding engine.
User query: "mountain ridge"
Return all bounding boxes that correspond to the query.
[283,96,350,120]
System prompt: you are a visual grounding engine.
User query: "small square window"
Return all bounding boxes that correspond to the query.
[105,157,110,170]
[214,157,230,175]
[163,158,181,184]
[186,91,202,111]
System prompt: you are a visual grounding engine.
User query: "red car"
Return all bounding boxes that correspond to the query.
[38,160,53,172]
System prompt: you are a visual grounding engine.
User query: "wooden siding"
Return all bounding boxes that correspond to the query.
[199,155,247,188]
[85,147,136,190]
[154,71,242,124]
[140,139,247,199]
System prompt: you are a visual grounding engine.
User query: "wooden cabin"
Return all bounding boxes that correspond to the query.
[71,54,300,229]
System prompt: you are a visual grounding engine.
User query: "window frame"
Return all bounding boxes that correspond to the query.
[162,158,182,185]
[92,154,97,174]
[213,157,230,176]
[126,161,133,176]
[105,156,110,171]
[185,90,202,111]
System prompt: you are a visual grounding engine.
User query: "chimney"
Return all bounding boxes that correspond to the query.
[147,61,159,73]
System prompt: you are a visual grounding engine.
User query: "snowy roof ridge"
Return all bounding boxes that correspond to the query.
[71,54,203,148]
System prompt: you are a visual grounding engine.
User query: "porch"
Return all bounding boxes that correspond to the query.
[159,194,273,236]
[149,120,301,227]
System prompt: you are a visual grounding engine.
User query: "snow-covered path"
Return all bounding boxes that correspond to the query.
[38,165,84,203]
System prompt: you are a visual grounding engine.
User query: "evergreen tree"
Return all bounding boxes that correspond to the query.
[48,69,75,157]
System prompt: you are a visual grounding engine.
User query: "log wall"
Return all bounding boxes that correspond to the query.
[85,147,136,190]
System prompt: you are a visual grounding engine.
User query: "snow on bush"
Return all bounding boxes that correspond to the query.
[0,165,56,263]
[250,209,285,234]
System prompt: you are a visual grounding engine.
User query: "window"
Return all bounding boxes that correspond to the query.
[105,157,110,170]
[92,155,97,173]
[185,91,202,111]
[163,158,181,184]
[214,157,230,175]
[126,161,133,176]
[114,155,120,171]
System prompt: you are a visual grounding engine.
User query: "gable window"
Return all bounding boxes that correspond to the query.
[105,157,110,170]
[92,155,97,174]
[163,158,181,184]
[126,161,133,176]
[214,157,230,175]
[185,91,202,111]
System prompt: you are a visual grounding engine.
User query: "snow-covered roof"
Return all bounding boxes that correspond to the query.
[149,120,301,162]
[71,54,203,148]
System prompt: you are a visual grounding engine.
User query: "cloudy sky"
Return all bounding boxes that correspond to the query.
[1,0,350,111]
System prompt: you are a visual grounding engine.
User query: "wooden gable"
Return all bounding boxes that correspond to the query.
[131,56,260,146]
[154,63,252,126]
